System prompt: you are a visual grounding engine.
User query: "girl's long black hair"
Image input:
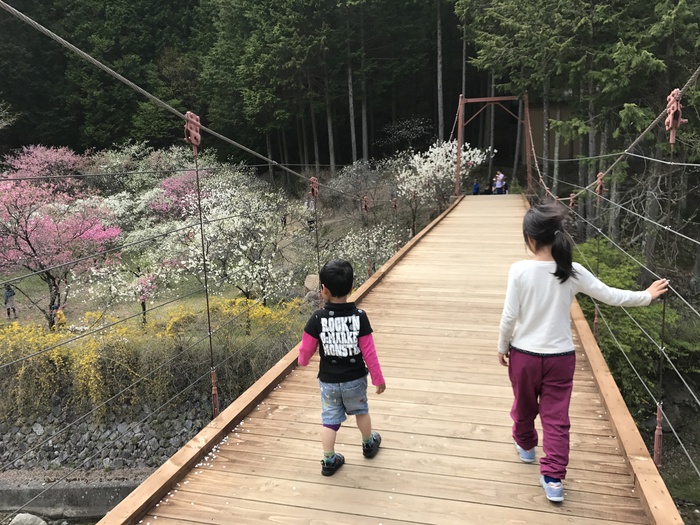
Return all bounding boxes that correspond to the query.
[523,202,576,283]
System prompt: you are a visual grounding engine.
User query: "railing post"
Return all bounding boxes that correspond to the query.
[653,402,663,468]
[211,368,220,417]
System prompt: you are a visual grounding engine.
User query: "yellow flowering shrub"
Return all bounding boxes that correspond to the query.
[0,299,310,423]
[165,306,198,337]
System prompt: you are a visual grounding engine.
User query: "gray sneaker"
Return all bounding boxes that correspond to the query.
[540,476,564,502]
[515,442,535,463]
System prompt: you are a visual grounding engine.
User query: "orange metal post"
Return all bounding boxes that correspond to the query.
[523,93,533,196]
[454,94,464,196]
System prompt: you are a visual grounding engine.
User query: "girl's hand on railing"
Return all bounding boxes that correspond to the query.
[647,279,670,301]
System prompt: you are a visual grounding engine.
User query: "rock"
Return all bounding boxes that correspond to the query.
[304,274,319,293]
[304,290,320,304]
[9,513,48,525]
[31,423,45,436]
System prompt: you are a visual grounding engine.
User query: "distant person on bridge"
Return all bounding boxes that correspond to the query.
[298,259,386,476]
[497,202,669,503]
[495,171,505,194]
[472,179,480,195]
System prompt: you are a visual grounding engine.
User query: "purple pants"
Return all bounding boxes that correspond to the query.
[508,348,576,480]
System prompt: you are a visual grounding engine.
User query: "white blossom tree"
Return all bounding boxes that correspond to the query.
[394,140,490,234]
[334,223,408,285]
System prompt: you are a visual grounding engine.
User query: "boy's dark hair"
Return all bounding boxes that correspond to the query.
[523,201,576,283]
[319,259,354,297]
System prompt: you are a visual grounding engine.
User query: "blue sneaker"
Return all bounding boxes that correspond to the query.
[540,475,564,502]
[515,443,535,463]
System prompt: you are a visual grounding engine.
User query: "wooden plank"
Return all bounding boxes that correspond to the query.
[261,392,614,434]
[152,473,644,525]
[167,456,646,523]
[241,402,622,454]
[214,433,636,496]
[232,418,630,474]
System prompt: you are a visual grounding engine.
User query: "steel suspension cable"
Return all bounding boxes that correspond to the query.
[557,178,700,248]
[563,201,700,320]
[572,228,700,415]
[595,309,700,479]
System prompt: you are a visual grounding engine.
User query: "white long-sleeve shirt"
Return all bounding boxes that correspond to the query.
[498,261,651,355]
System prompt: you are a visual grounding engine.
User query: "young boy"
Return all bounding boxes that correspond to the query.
[298,259,386,476]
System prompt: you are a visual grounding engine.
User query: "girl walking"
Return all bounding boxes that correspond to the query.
[497,202,668,502]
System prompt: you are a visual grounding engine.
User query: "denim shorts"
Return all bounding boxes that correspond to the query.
[319,376,369,425]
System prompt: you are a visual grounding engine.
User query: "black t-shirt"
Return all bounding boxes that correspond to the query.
[303,301,373,383]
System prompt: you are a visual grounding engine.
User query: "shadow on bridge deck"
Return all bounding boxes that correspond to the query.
[99,194,680,525]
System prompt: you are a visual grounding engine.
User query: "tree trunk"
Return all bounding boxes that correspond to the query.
[461,23,466,97]
[598,120,609,232]
[436,0,444,142]
[552,104,561,196]
[608,177,620,242]
[478,76,486,148]
[643,158,663,272]
[48,280,59,329]
[679,166,688,217]
[266,132,274,185]
[324,69,336,176]
[296,117,305,173]
[279,129,290,186]
[487,72,495,180]
[577,133,586,239]
[302,116,310,172]
[512,98,523,181]
[542,77,550,183]
[348,62,357,163]
[586,82,597,237]
[308,77,320,177]
[347,16,357,163]
[361,7,369,161]
[692,243,700,292]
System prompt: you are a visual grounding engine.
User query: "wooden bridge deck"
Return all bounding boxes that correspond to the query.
[100,195,680,525]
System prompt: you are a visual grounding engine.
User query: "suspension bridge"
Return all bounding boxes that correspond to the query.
[96,195,681,525]
[1,3,698,523]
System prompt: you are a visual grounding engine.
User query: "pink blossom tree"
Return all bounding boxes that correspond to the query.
[3,145,85,192]
[0,147,120,328]
[148,171,205,221]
